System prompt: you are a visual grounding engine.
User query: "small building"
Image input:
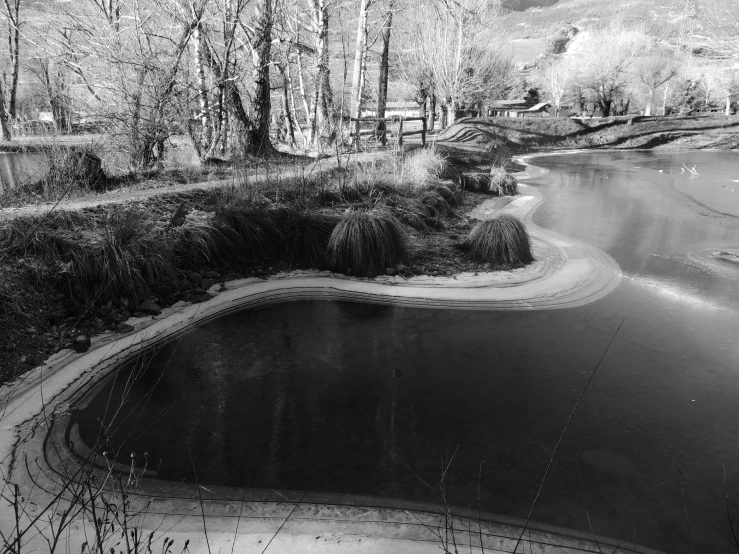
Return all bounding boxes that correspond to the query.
[361,101,420,119]
[489,100,551,118]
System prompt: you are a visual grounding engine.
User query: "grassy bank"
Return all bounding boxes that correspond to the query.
[438,114,739,152]
[0,147,526,384]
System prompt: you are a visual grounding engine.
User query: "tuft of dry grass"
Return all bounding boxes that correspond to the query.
[275,206,339,269]
[327,209,407,277]
[489,167,518,196]
[400,147,448,187]
[464,214,533,266]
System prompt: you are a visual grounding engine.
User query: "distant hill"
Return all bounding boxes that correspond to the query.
[500,0,737,64]
[501,0,560,12]
[500,0,734,41]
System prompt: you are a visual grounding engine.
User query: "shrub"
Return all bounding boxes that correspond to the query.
[327,209,407,277]
[427,182,461,206]
[170,210,236,267]
[275,207,339,269]
[401,147,448,187]
[464,214,533,266]
[215,203,282,258]
[74,208,175,303]
[383,196,429,230]
[419,191,453,218]
[489,167,518,196]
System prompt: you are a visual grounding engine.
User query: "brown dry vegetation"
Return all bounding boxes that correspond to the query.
[0,148,520,384]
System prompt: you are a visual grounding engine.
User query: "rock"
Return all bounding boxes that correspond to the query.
[178,279,193,292]
[200,279,215,291]
[189,272,203,286]
[120,310,131,319]
[23,356,39,367]
[114,323,135,334]
[152,285,171,296]
[73,335,91,353]
[204,271,220,279]
[106,311,125,324]
[184,292,213,304]
[136,299,161,315]
[385,267,397,276]
[133,311,147,318]
[92,317,104,326]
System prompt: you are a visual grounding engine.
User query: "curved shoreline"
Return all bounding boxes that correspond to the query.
[0,155,635,553]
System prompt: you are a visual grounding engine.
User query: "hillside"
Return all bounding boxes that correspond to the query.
[500,0,737,59]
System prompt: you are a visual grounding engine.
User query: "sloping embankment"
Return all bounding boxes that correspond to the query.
[437,114,739,151]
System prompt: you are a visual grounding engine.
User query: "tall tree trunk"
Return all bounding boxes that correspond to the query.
[350,0,370,119]
[285,60,307,144]
[4,0,20,121]
[429,94,436,131]
[376,1,393,120]
[295,44,311,122]
[644,88,654,116]
[0,79,10,141]
[192,22,212,148]
[280,65,296,145]
[662,84,669,116]
[309,0,332,143]
[418,94,426,119]
[244,0,274,154]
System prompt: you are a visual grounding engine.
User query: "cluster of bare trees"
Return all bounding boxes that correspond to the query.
[537,2,739,118]
[0,0,518,166]
[0,0,391,166]
[399,0,514,127]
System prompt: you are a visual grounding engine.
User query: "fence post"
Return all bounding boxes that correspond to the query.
[398,117,404,148]
[421,117,427,146]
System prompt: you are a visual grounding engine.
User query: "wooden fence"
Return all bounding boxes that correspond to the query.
[350,116,427,147]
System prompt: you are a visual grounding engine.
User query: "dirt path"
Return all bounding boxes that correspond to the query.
[0,149,392,222]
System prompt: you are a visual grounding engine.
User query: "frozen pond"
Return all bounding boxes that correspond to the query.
[78,150,739,553]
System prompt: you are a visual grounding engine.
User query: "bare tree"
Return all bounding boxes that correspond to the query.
[402,0,512,127]
[574,23,647,117]
[540,57,570,116]
[716,67,739,115]
[243,0,275,154]
[637,52,678,116]
[40,0,204,169]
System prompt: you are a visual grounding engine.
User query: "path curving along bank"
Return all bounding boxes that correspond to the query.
[0,155,633,553]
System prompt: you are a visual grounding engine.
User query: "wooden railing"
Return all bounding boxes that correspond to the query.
[350,116,427,147]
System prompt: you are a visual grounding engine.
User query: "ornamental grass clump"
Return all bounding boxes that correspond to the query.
[72,208,176,303]
[275,206,339,269]
[401,147,448,187]
[489,167,518,196]
[215,203,282,258]
[327,209,407,277]
[464,214,533,266]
